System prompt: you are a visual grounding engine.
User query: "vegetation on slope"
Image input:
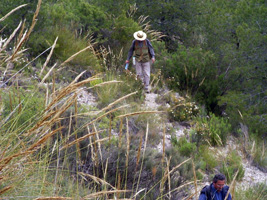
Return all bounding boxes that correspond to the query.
[0,0,266,199]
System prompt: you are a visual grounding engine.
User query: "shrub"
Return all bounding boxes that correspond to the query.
[234,183,267,200]
[167,93,200,122]
[192,113,231,146]
[93,71,143,107]
[171,136,196,157]
[198,145,218,171]
[222,151,245,182]
[0,87,45,129]
[158,45,220,112]
[30,26,101,70]
[248,135,267,171]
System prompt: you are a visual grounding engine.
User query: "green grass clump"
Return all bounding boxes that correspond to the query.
[171,136,196,157]
[192,113,231,146]
[222,150,245,182]
[234,183,267,200]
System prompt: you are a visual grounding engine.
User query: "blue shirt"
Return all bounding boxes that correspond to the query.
[199,184,232,200]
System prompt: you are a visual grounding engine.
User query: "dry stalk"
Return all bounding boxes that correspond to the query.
[83,190,130,199]
[27,127,63,151]
[34,197,72,200]
[163,158,191,181]
[79,172,116,190]
[9,0,42,61]
[118,118,123,148]
[25,0,42,41]
[162,124,166,163]
[9,30,28,61]
[117,110,165,118]
[0,4,27,22]
[108,115,112,144]
[224,169,239,200]
[124,117,130,195]
[84,105,128,128]
[192,159,198,198]
[27,93,77,135]
[57,45,94,71]
[40,63,57,84]
[160,181,195,200]
[93,123,104,170]
[88,130,96,166]
[135,123,149,199]
[1,21,22,52]
[136,134,143,170]
[103,158,109,199]
[0,185,12,195]
[40,37,58,76]
[167,158,171,199]
[60,131,101,151]
[101,91,137,112]
[16,19,26,47]
[160,157,170,195]
[0,150,35,172]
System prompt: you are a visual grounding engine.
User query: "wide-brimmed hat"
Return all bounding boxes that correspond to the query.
[133,31,147,41]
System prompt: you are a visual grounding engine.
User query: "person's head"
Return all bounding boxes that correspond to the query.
[133,30,147,41]
[212,173,226,192]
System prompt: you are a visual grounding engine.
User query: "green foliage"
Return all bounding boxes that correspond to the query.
[234,183,267,200]
[134,0,195,51]
[93,72,143,107]
[167,94,199,122]
[198,145,218,171]
[248,135,267,171]
[29,26,101,70]
[159,45,219,112]
[219,91,267,138]
[171,136,196,157]
[222,151,245,182]
[112,15,140,45]
[0,88,45,129]
[0,0,38,34]
[192,113,231,146]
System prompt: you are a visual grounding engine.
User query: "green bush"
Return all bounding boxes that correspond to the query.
[249,135,267,171]
[192,113,231,146]
[222,151,245,182]
[167,94,200,122]
[198,145,218,171]
[171,136,196,157]
[93,71,143,108]
[234,183,267,200]
[158,45,220,112]
[218,91,267,138]
[29,26,101,70]
[0,88,45,129]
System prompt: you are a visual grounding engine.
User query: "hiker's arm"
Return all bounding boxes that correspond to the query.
[147,39,155,60]
[126,40,135,62]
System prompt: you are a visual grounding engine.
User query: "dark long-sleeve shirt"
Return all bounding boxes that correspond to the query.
[127,39,155,61]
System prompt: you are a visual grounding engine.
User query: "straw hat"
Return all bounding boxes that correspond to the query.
[133,30,147,41]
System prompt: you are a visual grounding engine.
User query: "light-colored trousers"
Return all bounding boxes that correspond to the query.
[135,61,151,90]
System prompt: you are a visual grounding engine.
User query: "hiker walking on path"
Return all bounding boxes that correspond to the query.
[199,173,232,200]
[126,30,155,93]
